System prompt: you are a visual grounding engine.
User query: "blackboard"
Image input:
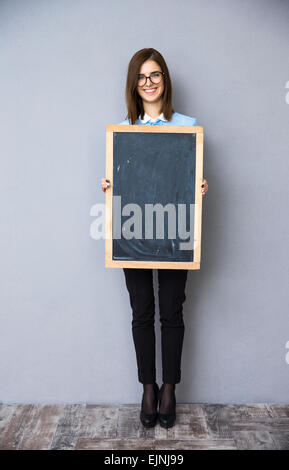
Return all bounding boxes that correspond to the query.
[105,125,203,270]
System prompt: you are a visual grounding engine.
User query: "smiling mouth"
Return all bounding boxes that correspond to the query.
[143,88,157,94]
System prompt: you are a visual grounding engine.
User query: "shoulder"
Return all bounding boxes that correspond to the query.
[171,112,198,126]
[117,118,131,125]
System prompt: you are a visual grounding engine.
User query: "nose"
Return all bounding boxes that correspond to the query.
[144,76,157,87]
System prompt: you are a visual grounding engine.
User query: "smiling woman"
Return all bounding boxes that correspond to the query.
[123,48,174,123]
[101,47,208,430]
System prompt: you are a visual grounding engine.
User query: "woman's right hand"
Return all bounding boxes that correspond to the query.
[101,177,110,192]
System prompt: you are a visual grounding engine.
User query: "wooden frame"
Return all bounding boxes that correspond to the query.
[105,124,204,269]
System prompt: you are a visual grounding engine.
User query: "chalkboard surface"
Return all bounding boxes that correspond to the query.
[105,125,203,269]
[113,131,195,262]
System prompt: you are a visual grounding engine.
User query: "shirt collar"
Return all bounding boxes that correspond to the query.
[139,112,167,123]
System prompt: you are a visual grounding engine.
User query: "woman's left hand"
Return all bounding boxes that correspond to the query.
[201,178,208,196]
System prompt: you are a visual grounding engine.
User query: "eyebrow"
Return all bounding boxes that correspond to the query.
[138,70,162,75]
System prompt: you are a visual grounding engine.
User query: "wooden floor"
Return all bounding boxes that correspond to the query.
[0,403,289,450]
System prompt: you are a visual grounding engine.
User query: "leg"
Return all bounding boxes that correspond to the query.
[123,268,156,385]
[158,269,188,385]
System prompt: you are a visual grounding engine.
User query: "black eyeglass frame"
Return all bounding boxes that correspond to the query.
[137,71,165,87]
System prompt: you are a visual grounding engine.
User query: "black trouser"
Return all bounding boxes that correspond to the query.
[123,268,188,385]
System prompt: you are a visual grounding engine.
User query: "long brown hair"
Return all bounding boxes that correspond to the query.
[124,48,174,124]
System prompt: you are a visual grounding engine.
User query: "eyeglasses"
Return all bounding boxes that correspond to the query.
[137,71,165,87]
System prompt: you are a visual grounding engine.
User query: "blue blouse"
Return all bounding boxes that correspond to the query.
[118,111,198,126]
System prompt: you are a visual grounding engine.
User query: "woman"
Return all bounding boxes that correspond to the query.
[101,48,208,429]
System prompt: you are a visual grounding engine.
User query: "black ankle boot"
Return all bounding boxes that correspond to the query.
[158,383,176,428]
[140,382,159,428]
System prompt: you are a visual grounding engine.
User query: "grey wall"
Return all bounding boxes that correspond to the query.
[1,0,289,404]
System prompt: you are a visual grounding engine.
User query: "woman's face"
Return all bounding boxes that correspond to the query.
[137,59,164,105]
